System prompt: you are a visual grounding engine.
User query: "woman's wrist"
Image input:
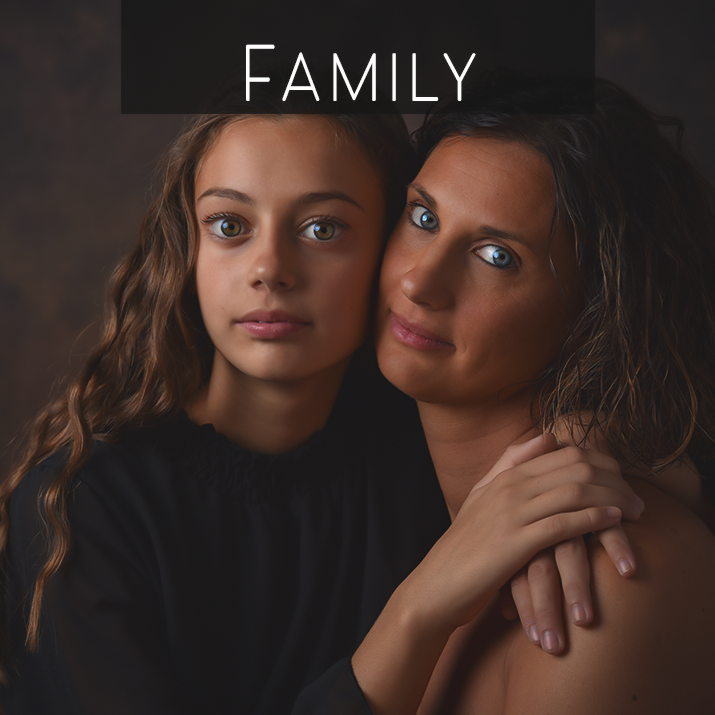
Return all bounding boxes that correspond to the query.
[351,581,453,715]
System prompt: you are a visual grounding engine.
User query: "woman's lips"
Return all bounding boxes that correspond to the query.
[237,310,310,339]
[389,312,455,351]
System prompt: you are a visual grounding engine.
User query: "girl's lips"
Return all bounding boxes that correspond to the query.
[237,310,310,339]
[389,312,455,351]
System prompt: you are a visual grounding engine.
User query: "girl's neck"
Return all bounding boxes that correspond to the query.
[417,391,538,519]
[186,352,350,454]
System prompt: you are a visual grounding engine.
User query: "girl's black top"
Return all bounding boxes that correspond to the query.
[1,358,450,714]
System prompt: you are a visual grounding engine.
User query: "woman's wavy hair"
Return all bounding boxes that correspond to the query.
[0,106,414,676]
[414,70,715,471]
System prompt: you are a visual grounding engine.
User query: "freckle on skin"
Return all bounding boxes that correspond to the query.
[632,694,637,701]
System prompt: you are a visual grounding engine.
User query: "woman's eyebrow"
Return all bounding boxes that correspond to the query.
[408,183,438,209]
[479,225,528,247]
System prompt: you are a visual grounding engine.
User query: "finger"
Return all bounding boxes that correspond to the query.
[499,449,644,518]
[523,481,641,524]
[554,536,593,627]
[525,505,623,552]
[593,523,637,577]
[478,433,558,488]
[509,567,541,645]
[499,583,519,621]
[509,445,621,481]
[526,550,565,654]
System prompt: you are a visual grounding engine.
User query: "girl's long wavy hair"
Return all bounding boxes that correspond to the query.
[0,110,414,679]
[414,71,715,471]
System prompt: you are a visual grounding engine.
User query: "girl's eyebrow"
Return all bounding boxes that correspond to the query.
[197,188,254,205]
[294,191,365,212]
[196,188,364,212]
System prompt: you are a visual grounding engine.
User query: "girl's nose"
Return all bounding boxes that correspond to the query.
[246,228,297,292]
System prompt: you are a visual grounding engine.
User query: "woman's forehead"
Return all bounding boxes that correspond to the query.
[417,135,557,234]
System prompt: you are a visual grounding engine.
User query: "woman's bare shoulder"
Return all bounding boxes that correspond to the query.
[503,478,715,715]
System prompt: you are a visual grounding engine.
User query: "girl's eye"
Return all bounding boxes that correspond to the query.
[300,221,344,241]
[475,244,515,269]
[409,205,439,231]
[208,216,245,239]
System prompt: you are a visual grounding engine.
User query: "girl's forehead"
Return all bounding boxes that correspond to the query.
[197,115,374,181]
[193,114,386,224]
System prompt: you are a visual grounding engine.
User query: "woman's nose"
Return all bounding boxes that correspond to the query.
[246,228,296,292]
[400,239,454,310]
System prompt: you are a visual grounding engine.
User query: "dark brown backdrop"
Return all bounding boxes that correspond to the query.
[1,0,714,474]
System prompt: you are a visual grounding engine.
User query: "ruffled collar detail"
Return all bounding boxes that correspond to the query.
[160,406,353,504]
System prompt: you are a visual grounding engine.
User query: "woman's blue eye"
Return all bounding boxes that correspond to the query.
[476,244,515,269]
[409,205,439,231]
[300,221,343,241]
[210,217,243,238]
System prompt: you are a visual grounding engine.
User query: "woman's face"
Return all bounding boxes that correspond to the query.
[194,116,385,386]
[375,134,579,407]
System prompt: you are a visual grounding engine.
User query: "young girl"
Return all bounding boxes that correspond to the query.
[350,74,715,713]
[0,112,415,713]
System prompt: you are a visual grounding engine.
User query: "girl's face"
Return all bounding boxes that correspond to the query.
[375,135,579,407]
[194,116,385,386]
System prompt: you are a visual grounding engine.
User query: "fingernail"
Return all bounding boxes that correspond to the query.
[617,558,634,576]
[607,507,622,519]
[528,625,540,644]
[571,604,588,624]
[543,630,559,653]
[634,496,645,512]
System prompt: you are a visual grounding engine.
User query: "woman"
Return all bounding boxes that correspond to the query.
[0,107,644,715]
[349,74,715,713]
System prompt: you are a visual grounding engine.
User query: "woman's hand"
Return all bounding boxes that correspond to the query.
[494,427,643,655]
[502,410,709,656]
[351,434,644,715]
[502,524,638,654]
[414,434,643,632]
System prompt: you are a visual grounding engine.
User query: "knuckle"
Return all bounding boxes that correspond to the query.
[545,513,568,538]
[533,604,558,622]
[553,538,579,559]
[564,480,587,501]
[570,461,595,483]
[585,507,604,529]
[562,581,588,601]
[561,445,584,466]
[527,558,557,581]
[511,570,529,588]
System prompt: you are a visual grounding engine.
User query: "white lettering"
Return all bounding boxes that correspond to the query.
[392,53,397,102]
[283,53,320,101]
[333,54,377,101]
[412,53,438,102]
[444,53,475,101]
[245,45,275,101]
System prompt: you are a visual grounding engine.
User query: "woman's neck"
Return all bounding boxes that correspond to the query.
[417,391,538,520]
[186,351,350,454]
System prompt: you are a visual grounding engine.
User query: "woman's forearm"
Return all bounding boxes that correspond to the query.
[351,578,454,715]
